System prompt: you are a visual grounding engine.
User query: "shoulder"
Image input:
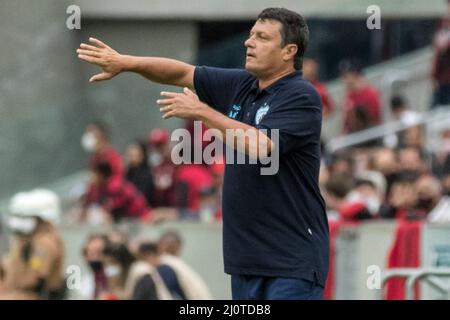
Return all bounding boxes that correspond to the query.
[279,78,322,106]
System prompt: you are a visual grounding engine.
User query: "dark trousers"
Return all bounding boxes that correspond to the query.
[231,275,324,300]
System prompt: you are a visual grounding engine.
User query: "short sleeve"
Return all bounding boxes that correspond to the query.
[194,66,252,115]
[257,89,322,155]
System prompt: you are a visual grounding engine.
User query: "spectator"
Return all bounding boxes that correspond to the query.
[78,234,110,300]
[397,146,428,176]
[340,60,381,133]
[132,242,172,300]
[102,242,136,299]
[157,231,212,299]
[346,179,382,218]
[431,1,450,108]
[303,57,334,117]
[327,151,355,177]
[390,95,420,125]
[125,140,155,206]
[158,231,183,257]
[369,147,399,193]
[415,174,450,222]
[175,163,214,219]
[87,162,153,223]
[148,128,178,208]
[323,173,354,220]
[81,121,124,222]
[81,121,123,179]
[1,190,65,300]
[379,171,419,220]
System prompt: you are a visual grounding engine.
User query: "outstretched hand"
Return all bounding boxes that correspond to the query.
[77,37,124,82]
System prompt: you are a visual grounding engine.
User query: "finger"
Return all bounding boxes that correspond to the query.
[156,98,175,106]
[89,72,111,82]
[160,91,179,98]
[76,49,102,58]
[162,110,176,119]
[159,105,172,113]
[183,87,194,96]
[78,54,103,65]
[89,37,110,49]
[79,43,101,51]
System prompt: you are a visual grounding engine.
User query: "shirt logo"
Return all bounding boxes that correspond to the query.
[228,104,241,119]
[255,103,270,125]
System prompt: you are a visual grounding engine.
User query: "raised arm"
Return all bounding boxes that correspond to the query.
[77,37,195,88]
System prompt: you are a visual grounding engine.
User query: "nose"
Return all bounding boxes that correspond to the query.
[245,36,255,49]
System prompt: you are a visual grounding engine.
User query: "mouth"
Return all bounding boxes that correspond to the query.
[246,52,256,59]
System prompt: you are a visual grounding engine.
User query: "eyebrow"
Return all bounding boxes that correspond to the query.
[250,30,271,37]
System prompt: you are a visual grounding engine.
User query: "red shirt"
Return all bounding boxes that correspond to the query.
[432,20,450,85]
[344,85,381,132]
[84,147,124,208]
[151,160,177,207]
[311,80,334,115]
[175,164,213,211]
[97,178,152,222]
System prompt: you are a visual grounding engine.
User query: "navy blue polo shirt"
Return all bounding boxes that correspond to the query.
[194,66,329,286]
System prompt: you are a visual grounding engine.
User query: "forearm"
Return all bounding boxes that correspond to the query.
[198,106,273,158]
[122,55,194,88]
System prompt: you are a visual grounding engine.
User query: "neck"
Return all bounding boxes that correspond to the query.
[258,67,296,91]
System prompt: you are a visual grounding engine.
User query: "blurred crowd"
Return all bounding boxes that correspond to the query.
[75,119,224,225]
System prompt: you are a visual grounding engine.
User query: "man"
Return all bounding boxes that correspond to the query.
[81,121,124,222]
[302,57,334,117]
[340,60,381,133]
[431,0,450,108]
[89,162,153,223]
[78,7,328,300]
[0,189,65,300]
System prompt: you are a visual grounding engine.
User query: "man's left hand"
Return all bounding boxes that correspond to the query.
[157,87,207,120]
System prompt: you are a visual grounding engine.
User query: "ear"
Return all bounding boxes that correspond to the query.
[282,44,298,62]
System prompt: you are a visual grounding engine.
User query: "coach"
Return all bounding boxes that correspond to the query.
[78,7,329,300]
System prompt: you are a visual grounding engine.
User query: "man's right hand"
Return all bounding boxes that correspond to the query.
[77,37,124,82]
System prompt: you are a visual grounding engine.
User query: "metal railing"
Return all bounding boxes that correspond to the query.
[326,105,450,153]
[378,267,450,300]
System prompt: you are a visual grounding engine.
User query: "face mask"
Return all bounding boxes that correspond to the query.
[104,265,121,278]
[8,216,37,235]
[81,132,97,153]
[148,152,163,167]
[417,198,434,211]
[347,191,380,215]
[88,260,104,272]
[365,197,381,215]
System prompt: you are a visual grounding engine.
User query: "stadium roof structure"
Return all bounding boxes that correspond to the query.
[75,0,447,20]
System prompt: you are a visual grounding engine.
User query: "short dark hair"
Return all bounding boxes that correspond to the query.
[257,8,309,70]
[94,161,113,179]
[391,95,406,111]
[138,242,158,257]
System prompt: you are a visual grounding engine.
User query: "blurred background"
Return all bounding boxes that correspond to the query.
[0,0,449,300]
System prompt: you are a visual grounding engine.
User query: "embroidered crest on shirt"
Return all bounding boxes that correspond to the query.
[255,103,270,125]
[228,104,241,119]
